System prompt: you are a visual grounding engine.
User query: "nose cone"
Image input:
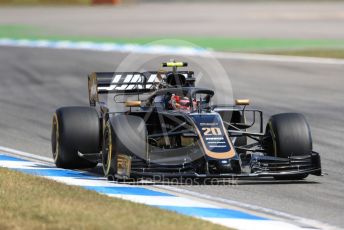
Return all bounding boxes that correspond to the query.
[208,159,241,174]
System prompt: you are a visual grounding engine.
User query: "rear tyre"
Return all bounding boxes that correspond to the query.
[264,113,312,180]
[51,107,99,169]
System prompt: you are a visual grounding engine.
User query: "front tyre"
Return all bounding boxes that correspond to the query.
[51,107,99,169]
[102,115,147,181]
[102,122,117,180]
[265,113,312,180]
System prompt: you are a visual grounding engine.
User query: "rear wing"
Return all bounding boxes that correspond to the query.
[88,71,194,106]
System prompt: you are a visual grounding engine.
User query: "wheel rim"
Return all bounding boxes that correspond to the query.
[102,126,112,176]
[52,113,59,162]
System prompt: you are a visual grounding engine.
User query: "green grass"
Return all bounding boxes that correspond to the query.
[1,24,344,58]
[260,48,344,59]
[0,167,228,230]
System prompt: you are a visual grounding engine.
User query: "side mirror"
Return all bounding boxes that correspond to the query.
[235,99,250,106]
[125,101,141,107]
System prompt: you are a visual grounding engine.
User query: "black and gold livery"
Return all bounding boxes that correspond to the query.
[51,61,322,180]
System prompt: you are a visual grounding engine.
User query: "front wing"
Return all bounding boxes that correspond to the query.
[127,152,322,179]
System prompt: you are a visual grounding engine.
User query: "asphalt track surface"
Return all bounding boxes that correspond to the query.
[1,2,344,39]
[1,2,344,228]
[0,46,344,228]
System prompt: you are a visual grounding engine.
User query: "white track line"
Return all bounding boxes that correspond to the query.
[1,38,344,65]
[203,218,308,230]
[0,145,340,230]
[211,51,344,65]
[107,194,218,208]
[46,176,125,187]
[154,185,339,230]
[0,160,52,169]
[0,146,53,163]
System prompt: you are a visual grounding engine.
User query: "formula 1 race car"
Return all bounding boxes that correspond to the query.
[51,61,322,181]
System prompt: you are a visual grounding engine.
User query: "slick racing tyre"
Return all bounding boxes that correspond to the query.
[51,107,100,169]
[102,115,147,180]
[265,113,312,180]
[102,121,117,181]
